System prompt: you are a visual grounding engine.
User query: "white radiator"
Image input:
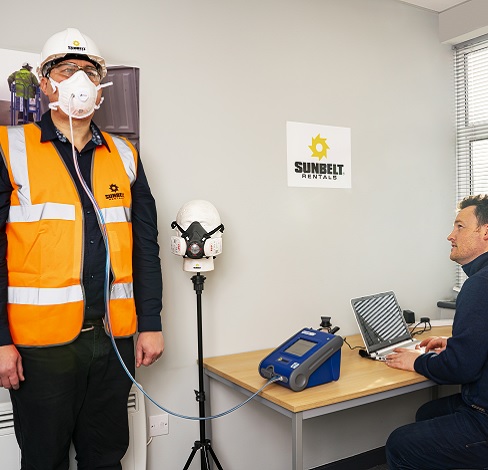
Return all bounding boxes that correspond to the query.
[0,401,20,469]
[122,384,147,470]
[0,384,147,470]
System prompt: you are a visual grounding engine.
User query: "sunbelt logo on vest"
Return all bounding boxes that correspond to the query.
[105,183,124,200]
[286,121,351,188]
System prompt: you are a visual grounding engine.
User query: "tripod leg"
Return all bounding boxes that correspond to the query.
[183,444,199,470]
[207,444,224,470]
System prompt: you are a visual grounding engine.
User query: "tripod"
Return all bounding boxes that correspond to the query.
[183,273,224,470]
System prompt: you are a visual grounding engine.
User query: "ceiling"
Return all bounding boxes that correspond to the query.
[399,0,468,12]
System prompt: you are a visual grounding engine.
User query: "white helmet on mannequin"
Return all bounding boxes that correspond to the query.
[37,28,107,79]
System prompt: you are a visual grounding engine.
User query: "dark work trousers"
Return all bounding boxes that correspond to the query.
[386,393,488,470]
[9,324,135,470]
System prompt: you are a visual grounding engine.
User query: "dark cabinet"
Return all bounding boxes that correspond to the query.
[95,65,140,150]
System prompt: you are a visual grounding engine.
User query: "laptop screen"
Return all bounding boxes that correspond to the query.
[351,291,412,354]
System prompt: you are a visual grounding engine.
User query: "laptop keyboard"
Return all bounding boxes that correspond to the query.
[374,339,423,361]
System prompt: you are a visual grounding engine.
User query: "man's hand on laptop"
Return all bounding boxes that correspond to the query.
[419,336,448,353]
[386,336,447,371]
[385,347,424,371]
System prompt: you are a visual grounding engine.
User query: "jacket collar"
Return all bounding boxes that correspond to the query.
[462,251,488,277]
[39,111,110,151]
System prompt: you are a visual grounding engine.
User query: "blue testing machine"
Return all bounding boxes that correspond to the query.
[259,328,343,392]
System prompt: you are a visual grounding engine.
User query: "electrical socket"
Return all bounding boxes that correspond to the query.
[149,413,169,437]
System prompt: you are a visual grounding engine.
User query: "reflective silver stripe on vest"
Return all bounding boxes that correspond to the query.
[7,127,75,223]
[8,202,75,223]
[101,206,131,223]
[6,129,134,224]
[8,285,84,305]
[8,283,133,304]
[111,136,137,186]
[111,282,134,300]
[7,127,31,205]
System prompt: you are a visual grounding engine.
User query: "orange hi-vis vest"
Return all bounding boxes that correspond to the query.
[0,123,138,347]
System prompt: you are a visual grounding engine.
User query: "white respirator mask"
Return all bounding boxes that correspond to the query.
[49,70,110,119]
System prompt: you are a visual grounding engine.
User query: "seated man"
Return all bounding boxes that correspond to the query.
[385,194,488,470]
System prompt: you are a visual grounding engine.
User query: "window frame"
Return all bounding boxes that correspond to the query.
[454,36,488,288]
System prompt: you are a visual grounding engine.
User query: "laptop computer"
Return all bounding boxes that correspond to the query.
[351,291,420,361]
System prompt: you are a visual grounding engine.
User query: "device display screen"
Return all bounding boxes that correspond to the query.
[284,338,316,357]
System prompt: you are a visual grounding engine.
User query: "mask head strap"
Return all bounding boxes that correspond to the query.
[171,221,224,242]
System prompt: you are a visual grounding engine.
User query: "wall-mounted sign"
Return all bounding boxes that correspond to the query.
[287,121,351,188]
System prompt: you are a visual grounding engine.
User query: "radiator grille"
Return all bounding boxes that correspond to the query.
[0,402,14,436]
[127,390,138,413]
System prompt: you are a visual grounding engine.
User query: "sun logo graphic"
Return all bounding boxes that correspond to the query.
[308,134,330,161]
[105,183,124,200]
[73,40,80,47]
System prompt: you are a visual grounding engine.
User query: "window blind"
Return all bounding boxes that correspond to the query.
[454,36,488,289]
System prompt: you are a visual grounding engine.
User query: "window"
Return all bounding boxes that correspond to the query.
[454,37,488,288]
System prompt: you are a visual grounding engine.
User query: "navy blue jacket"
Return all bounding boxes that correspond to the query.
[415,251,488,410]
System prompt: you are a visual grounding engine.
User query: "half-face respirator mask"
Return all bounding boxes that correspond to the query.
[171,200,224,272]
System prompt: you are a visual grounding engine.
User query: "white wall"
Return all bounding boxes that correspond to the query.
[0,0,457,468]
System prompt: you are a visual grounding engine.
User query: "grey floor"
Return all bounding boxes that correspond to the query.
[368,466,388,470]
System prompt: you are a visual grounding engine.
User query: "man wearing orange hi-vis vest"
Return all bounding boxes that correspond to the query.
[0,28,164,469]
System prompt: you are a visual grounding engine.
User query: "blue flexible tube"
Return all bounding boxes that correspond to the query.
[67,108,281,421]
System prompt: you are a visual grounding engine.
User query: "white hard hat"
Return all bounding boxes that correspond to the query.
[37,28,107,79]
[175,200,223,235]
[171,200,224,273]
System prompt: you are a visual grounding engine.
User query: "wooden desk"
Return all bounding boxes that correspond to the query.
[203,325,452,470]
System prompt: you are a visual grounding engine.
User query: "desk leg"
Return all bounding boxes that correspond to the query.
[291,412,303,470]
